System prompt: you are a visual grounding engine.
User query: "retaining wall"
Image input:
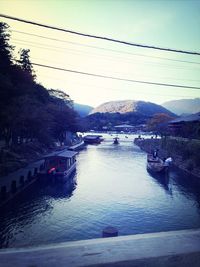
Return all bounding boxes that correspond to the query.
[0,229,200,267]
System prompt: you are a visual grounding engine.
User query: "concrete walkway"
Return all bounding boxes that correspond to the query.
[0,229,200,267]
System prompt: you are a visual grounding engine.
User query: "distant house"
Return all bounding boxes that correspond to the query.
[114,124,135,132]
[168,112,200,137]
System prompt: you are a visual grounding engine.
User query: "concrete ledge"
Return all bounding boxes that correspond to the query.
[0,229,200,267]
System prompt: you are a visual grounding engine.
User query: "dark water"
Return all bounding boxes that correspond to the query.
[1,134,200,248]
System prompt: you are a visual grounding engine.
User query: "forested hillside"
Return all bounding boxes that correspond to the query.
[86,100,175,130]
[0,22,81,149]
[90,100,175,116]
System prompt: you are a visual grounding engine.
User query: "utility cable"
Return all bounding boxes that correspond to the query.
[13,38,200,71]
[39,73,199,98]
[12,30,200,65]
[12,40,200,71]
[1,13,200,55]
[31,62,200,90]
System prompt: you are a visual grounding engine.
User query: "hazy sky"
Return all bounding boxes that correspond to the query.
[1,0,200,107]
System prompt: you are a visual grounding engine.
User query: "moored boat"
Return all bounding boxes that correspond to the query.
[83,135,103,144]
[147,154,165,173]
[113,137,119,144]
[38,150,77,182]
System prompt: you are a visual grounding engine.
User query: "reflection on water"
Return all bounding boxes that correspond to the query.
[0,175,77,248]
[0,134,200,248]
[148,171,172,194]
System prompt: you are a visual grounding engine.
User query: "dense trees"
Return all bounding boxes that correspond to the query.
[18,48,36,82]
[84,112,148,130]
[0,22,80,148]
[0,22,14,72]
[146,113,174,135]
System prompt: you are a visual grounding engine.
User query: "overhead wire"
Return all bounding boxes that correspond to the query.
[1,14,199,95]
[12,39,200,71]
[31,56,200,83]
[39,73,200,99]
[1,13,200,55]
[11,29,200,65]
[12,37,200,68]
[31,62,200,90]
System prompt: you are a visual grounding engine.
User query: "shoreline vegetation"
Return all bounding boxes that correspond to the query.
[1,22,200,180]
[0,137,83,177]
[0,21,84,177]
[134,136,200,179]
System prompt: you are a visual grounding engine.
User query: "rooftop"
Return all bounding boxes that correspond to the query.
[44,150,77,159]
[114,124,135,128]
[83,135,102,139]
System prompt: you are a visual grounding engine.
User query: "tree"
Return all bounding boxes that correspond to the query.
[18,49,36,81]
[48,89,73,108]
[147,113,174,135]
[0,21,82,151]
[0,22,14,72]
[46,100,79,145]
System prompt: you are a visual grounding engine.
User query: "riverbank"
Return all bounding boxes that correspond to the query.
[0,139,84,177]
[1,135,200,249]
[0,141,54,177]
[134,137,200,179]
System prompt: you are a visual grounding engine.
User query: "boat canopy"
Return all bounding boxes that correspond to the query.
[43,150,77,160]
[83,135,102,140]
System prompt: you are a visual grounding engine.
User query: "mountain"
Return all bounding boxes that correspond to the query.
[90,100,175,117]
[74,103,93,117]
[162,98,200,115]
[85,100,176,130]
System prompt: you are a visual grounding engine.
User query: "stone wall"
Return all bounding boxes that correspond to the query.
[134,137,200,179]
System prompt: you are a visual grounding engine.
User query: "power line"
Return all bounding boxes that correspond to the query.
[12,30,200,65]
[31,62,200,90]
[33,57,200,83]
[1,13,200,56]
[39,73,200,99]
[12,40,200,71]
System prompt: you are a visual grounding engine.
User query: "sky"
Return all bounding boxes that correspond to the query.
[1,0,200,107]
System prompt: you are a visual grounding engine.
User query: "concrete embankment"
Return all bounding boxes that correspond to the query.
[0,141,84,207]
[0,228,200,267]
[134,137,200,179]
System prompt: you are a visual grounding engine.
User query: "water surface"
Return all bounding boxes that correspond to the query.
[1,134,200,248]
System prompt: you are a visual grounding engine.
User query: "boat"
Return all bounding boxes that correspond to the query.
[38,150,77,182]
[147,154,165,173]
[83,135,103,144]
[113,137,119,144]
[68,140,85,151]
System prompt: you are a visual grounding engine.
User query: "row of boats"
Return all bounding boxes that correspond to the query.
[83,135,120,145]
[82,134,173,174]
[38,135,172,183]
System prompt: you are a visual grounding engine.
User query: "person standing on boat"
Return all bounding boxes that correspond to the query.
[153,149,159,159]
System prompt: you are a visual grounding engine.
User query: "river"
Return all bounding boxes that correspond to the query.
[0,134,200,248]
